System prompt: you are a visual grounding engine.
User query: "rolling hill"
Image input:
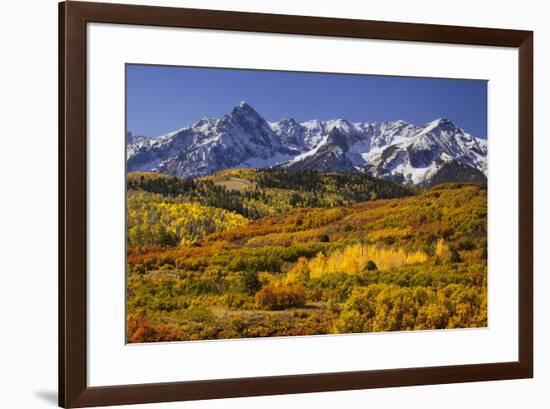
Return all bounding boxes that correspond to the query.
[126,169,487,342]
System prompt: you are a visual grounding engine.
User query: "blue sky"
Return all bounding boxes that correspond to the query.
[126,64,487,138]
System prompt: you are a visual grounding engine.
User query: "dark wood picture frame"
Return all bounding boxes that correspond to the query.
[59,1,533,407]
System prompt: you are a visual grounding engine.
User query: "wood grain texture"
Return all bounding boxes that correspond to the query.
[518,33,534,376]
[59,1,533,407]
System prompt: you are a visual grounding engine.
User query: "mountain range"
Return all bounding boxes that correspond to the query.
[127,101,487,186]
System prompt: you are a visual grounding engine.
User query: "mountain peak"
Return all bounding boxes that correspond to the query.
[232,100,256,113]
[127,110,486,185]
[421,117,458,134]
[278,118,298,124]
[432,117,455,127]
[227,101,266,125]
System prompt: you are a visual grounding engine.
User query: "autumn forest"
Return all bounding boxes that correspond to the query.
[125,168,488,343]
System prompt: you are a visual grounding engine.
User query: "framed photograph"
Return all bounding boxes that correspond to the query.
[59,1,533,407]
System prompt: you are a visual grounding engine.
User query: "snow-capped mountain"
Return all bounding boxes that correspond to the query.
[127,101,487,186]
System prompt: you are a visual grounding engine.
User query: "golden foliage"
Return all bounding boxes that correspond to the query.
[333,283,486,333]
[285,257,311,284]
[255,282,306,310]
[307,243,428,278]
[126,181,488,341]
[127,191,248,245]
[436,238,449,258]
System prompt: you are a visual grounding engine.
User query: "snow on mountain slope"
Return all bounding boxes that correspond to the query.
[361,118,487,185]
[127,102,487,186]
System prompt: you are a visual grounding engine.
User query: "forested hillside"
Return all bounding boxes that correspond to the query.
[128,169,415,220]
[126,171,487,342]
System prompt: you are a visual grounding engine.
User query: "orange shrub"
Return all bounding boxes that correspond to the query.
[255,282,306,310]
[127,312,179,343]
